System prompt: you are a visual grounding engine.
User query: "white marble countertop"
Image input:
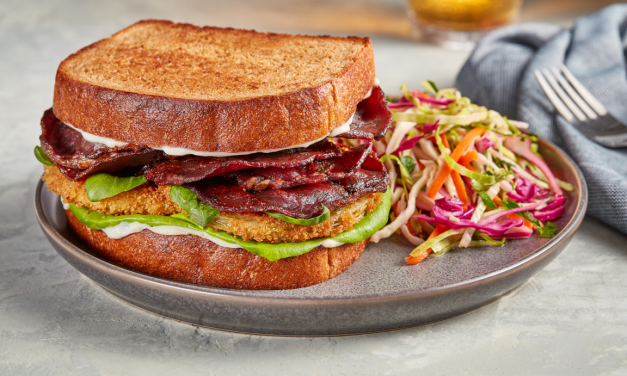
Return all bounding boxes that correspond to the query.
[1,0,626,374]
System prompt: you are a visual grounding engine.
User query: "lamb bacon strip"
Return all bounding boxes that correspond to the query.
[221,142,374,191]
[333,86,392,141]
[143,140,343,185]
[39,109,159,181]
[186,158,388,219]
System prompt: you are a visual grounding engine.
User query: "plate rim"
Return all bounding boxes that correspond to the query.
[34,137,588,305]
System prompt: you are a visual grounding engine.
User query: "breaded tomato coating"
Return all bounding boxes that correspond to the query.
[42,165,183,216]
[42,165,383,243]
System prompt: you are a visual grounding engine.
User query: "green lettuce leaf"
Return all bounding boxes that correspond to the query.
[85,173,147,202]
[333,187,392,243]
[70,204,203,231]
[169,185,219,227]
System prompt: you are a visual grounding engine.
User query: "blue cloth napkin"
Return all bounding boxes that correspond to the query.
[456,4,627,235]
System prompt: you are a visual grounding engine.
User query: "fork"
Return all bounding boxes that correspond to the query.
[534,64,627,148]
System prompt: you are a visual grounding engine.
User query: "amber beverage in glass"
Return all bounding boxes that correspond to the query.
[407,0,522,50]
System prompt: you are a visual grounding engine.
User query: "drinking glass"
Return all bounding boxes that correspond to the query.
[407,0,523,50]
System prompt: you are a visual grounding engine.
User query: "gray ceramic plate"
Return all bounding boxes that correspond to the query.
[35,139,587,336]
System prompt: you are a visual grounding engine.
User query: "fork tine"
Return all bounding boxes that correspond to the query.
[542,69,587,121]
[550,66,597,120]
[559,64,608,116]
[534,70,574,123]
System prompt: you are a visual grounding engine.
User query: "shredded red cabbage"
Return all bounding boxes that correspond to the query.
[533,194,565,221]
[391,121,438,156]
[475,137,496,153]
[410,91,456,106]
[410,197,529,238]
[507,177,550,203]
[505,136,563,195]
[503,225,534,238]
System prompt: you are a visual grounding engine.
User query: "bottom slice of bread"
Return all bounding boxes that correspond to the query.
[67,210,368,290]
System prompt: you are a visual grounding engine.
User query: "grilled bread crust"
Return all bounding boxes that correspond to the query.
[53,20,375,153]
[67,211,368,290]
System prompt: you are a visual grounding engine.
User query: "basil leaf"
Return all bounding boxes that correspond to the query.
[169,185,219,227]
[427,80,439,93]
[34,146,54,166]
[502,200,519,210]
[478,192,497,209]
[85,173,147,202]
[502,200,558,238]
[400,156,417,175]
[265,205,330,226]
[538,221,558,238]
[69,187,392,262]
[380,154,413,194]
[492,155,514,171]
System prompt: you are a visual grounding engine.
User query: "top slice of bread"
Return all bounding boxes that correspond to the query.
[53,20,375,153]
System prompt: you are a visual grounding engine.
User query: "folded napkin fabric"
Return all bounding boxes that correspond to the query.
[456,4,627,234]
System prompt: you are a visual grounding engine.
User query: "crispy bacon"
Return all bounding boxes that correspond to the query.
[39,109,159,181]
[187,168,387,219]
[39,86,391,183]
[335,86,392,141]
[225,143,373,191]
[187,154,388,219]
[143,140,343,185]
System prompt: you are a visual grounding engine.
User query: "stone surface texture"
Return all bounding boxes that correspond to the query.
[1,0,626,374]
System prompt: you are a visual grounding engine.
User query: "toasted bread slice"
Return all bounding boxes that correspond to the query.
[53,20,375,153]
[67,210,368,290]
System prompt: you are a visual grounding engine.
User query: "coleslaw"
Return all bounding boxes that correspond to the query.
[346,81,574,265]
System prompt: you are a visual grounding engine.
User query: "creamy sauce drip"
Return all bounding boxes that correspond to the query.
[64,112,356,157]
[100,221,345,249]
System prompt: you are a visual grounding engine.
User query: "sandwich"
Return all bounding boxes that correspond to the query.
[35,20,392,290]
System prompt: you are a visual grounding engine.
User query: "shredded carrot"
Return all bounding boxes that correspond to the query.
[457,150,478,166]
[427,127,484,199]
[405,224,449,265]
[461,161,476,172]
[417,160,425,170]
[451,170,468,205]
[405,252,429,265]
[514,214,536,229]
[440,133,451,149]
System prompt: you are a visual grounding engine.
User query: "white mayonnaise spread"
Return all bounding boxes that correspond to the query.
[64,112,356,157]
[64,123,130,148]
[101,221,241,248]
[320,239,346,248]
[100,221,346,249]
[363,78,380,99]
[60,197,69,210]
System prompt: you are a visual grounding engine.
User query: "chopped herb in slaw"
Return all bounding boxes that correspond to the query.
[369,82,573,265]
